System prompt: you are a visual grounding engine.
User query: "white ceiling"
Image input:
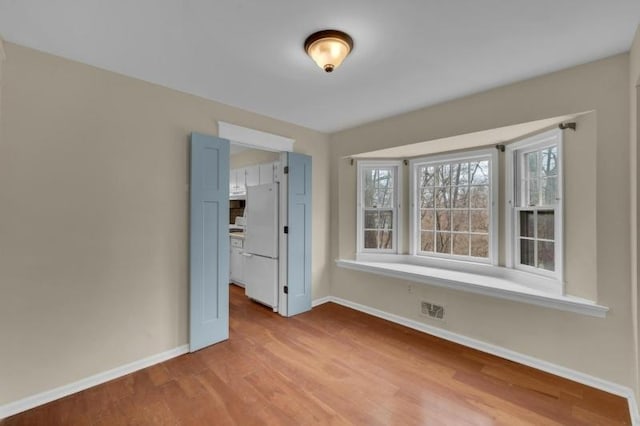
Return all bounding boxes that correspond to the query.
[0,1,638,132]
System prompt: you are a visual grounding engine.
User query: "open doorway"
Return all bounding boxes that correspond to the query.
[189,125,312,352]
[228,143,284,314]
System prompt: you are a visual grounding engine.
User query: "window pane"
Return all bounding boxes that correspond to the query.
[364,187,376,208]
[537,211,554,240]
[364,168,394,208]
[451,162,470,186]
[470,160,489,185]
[364,169,376,189]
[452,234,469,256]
[452,186,469,208]
[469,185,489,209]
[364,211,378,228]
[365,189,392,208]
[520,239,535,266]
[419,166,436,187]
[420,187,435,208]
[367,168,392,189]
[526,179,539,206]
[514,142,560,273]
[379,211,393,230]
[378,188,394,208]
[434,187,450,208]
[538,241,555,271]
[360,165,397,253]
[420,231,434,252]
[452,210,469,232]
[541,146,558,177]
[420,209,435,231]
[519,211,535,237]
[380,231,393,249]
[436,210,450,231]
[364,230,378,249]
[470,210,489,233]
[413,156,492,261]
[525,152,538,180]
[436,233,451,254]
[436,164,451,186]
[470,235,489,258]
[364,230,393,249]
[375,169,392,186]
[541,177,557,205]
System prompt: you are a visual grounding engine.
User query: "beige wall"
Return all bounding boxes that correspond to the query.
[0,43,331,404]
[230,148,279,169]
[330,54,633,388]
[630,25,640,400]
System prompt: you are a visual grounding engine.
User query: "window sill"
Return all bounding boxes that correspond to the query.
[335,258,608,318]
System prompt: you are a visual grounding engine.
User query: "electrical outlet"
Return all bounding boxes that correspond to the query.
[421,301,445,320]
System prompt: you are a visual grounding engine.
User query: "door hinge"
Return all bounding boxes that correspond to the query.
[284,286,288,294]
[284,226,288,234]
[284,166,289,174]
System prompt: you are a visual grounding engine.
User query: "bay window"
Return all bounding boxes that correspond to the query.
[356,161,401,253]
[506,129,563,280]
[410,149,498,264]
[346,126,596,313]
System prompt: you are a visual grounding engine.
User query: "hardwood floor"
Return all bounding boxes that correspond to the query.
[2,284,631,425]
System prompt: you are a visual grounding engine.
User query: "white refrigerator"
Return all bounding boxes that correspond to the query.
[243,182,279,310]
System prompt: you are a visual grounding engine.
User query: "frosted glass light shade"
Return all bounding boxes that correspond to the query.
[304,30,353,73]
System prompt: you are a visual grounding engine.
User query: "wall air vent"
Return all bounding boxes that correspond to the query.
[421,301,445,320]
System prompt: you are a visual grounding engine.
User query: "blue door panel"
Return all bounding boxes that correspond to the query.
[287,152,312,316]
[190,133,229,351]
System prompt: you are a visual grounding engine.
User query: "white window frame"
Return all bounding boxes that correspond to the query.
[505,128,563,283]
[409,148,499,265]
[356,160,402,254]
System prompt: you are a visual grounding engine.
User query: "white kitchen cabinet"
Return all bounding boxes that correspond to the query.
[245,165,259,187]
[230,162,280,194]
[230,168,246,195]
[259,162,274,184]
[230,237,245,286]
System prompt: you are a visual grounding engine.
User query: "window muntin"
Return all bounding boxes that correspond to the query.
[412,150,496,263]
[508,129,563,280]
[357,162,400,253]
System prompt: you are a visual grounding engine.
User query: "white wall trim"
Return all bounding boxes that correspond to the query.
[218,122,294,152]
[0,344,189,420]
[312,296,332,307]
[324,295,638,424]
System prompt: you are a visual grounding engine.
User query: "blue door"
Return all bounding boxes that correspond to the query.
[287,152,312,316]
[190,133,230,352]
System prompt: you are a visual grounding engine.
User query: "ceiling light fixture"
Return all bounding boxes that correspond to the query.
[304,30,353,73]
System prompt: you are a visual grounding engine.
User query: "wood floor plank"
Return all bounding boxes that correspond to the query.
[1,284,631,425]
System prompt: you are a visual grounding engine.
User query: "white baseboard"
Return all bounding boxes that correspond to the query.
[312,296,332,307]
[0,344,189,420]
[327,295,640,425]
